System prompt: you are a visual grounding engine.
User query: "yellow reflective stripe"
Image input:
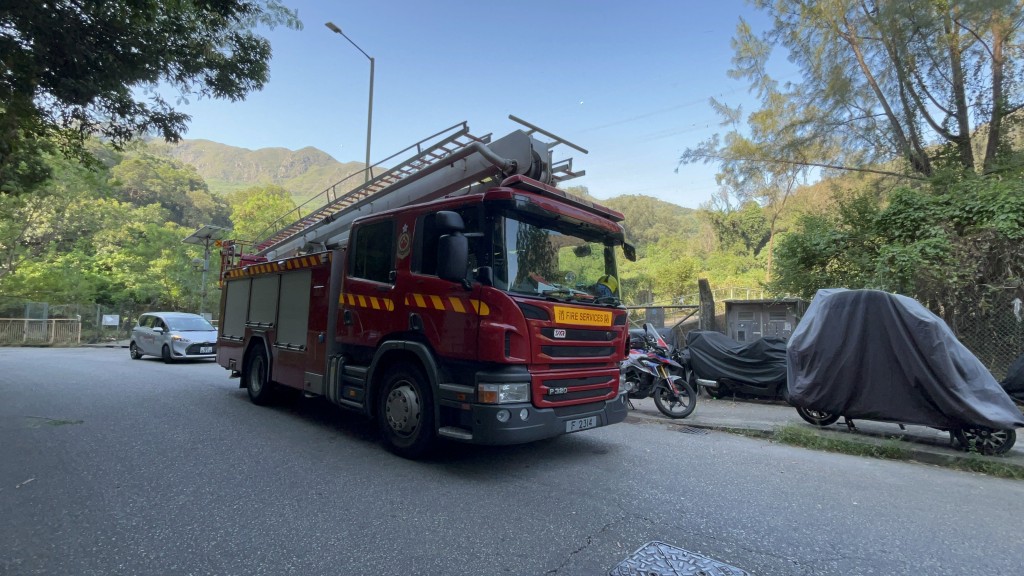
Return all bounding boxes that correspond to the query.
[357,295,367,307]
[384,298,394,311]
[429,295,445,310]
[470,299,490,316]
[413,294,426,308]
[448,297,465,313]
[369,297,381,310]
[346,294,355,305]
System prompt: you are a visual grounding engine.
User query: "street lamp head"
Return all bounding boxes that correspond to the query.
[325,21,342,34]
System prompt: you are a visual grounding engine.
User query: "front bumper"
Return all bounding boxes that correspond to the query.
[462,395,629,445]
[170,341,217,359]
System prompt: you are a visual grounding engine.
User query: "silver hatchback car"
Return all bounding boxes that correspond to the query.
[129,312,217,363]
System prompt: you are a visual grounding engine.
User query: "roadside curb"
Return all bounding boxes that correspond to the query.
[625,410,1024,477]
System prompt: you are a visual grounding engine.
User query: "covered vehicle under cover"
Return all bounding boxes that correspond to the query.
[787,289,1024,430]
[1002,352,1024,399]
[683,330,788,388]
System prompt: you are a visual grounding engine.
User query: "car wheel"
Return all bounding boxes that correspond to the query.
[161,344,174,364]
[245,347,276,406]
[129,342,142,360]
[377,365,436,458]
[796,406,840,427]
[951,427,1016,455]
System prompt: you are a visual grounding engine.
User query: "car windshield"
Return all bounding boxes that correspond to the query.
[166,316,214,331]
[492,214,619,304]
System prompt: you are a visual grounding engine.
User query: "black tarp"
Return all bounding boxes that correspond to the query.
[787,289,1024,430]
[1003,352,1024,397]
[684,330,788,386]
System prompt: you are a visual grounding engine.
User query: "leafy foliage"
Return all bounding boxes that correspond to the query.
[771,174,1024,310]
[226,184,297,242]
[0,0,301,196]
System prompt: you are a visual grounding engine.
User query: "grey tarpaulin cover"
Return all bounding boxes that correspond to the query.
[684,330,788,386]
[787,289,1024,430]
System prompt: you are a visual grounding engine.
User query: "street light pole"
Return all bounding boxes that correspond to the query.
[325,21,374,183]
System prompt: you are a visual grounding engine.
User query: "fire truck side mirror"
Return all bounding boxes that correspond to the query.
[437,234,469,286]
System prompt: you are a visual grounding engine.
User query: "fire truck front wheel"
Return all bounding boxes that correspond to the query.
[245,347,277,406]
[377,365,436,458]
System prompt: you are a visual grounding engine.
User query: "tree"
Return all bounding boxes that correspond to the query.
[736,0,1024,178]
[227,184,297,242]
[109,151,230,228]
[0,0,301,194]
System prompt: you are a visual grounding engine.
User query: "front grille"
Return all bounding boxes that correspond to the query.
[541,345,616,358]
[185,343,217,355]
[541,374,617,406]
[541,328,616,341]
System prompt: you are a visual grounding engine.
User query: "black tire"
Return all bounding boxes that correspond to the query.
[653,379,697,419]
[245,347,276,406]
[951,427,1016,455]
[161,344,174,364]
[796,406,840,427]
[129,342,142,360]
[377,364,436,458]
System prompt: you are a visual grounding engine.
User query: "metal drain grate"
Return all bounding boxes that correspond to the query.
[609,541,750,576]
[675,426,710,435]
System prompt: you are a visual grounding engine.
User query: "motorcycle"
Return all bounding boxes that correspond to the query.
[621,323,697,419]
[672,330,789,401]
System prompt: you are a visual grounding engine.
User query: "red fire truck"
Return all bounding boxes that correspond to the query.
[216,118,637,457]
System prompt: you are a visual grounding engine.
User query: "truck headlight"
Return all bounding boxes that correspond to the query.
[478,383,530,404]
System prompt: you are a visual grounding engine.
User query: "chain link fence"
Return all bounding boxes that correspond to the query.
[948,288,1024,382]
[0,297,148,345]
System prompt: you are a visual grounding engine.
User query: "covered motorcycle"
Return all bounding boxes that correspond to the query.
[787,289,1024,454]
[680,330,788,400]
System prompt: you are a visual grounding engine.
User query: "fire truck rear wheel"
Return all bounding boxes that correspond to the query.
[378,365,435,458]
[245,347,276,406]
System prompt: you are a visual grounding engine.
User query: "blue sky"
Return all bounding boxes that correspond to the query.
[171,0,786,208]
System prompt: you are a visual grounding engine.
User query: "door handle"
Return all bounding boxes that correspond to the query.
[343,309,353,326]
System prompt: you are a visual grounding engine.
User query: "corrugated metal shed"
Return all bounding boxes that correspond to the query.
[725,298,808,342]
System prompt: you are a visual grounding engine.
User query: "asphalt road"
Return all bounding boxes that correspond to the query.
[2,347,1023,576]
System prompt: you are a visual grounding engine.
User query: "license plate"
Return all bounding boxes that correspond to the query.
[565,416,598,433]
[553,306,613,327]
[200,346,213,354]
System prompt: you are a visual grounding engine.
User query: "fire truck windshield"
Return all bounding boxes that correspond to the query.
[491,214,620,304]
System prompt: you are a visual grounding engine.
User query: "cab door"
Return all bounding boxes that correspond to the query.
[339,218,401,356]
[405,209,481,362]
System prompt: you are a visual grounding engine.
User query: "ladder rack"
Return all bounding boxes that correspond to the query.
[249,122,486,258]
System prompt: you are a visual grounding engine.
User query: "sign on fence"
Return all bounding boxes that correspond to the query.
[101,314,120,327]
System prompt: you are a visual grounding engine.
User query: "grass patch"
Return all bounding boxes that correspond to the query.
[25,416,84,428]
[947,456,1024,480]
[773,424,910,460]
[758,424,1024,480]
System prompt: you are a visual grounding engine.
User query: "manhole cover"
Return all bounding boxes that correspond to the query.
[675,426,710,435]
[609,541,750,576]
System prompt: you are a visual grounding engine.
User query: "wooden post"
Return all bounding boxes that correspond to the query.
[698,278,716,332]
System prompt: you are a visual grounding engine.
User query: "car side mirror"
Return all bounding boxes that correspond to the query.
[153,327,164,333]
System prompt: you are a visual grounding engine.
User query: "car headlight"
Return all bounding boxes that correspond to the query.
[478,383,530,404]
[171,335,191,343]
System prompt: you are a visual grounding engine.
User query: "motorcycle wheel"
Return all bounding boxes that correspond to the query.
[796,407,840,427]
[653,380,697,419]
[951,427,1016,455]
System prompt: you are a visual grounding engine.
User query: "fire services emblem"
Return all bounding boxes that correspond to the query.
[396,224,411,259]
